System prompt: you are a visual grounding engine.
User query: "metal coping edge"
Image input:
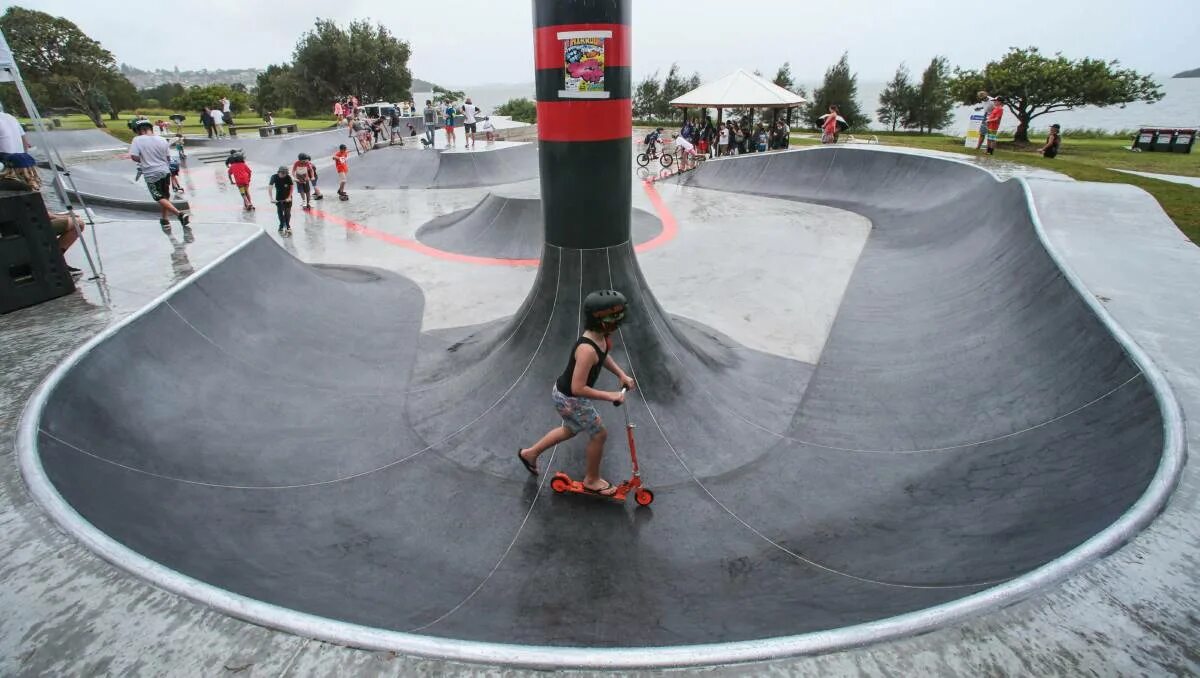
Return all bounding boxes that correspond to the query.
[14,153,1187,670]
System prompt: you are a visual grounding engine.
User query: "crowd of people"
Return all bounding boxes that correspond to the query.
[644,114,794,167]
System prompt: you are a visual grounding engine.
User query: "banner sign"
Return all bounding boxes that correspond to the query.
[558,30,610,99]
[963,107,984,147]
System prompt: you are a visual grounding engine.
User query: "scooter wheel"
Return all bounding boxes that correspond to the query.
[634,489,654,506]
[550,476,569,493]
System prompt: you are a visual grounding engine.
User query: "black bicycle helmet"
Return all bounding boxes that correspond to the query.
[132,119,154,132]
[583,289,628,332]
[298,152,310,161]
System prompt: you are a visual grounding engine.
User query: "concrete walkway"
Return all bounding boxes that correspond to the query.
[1110,168,1200,188]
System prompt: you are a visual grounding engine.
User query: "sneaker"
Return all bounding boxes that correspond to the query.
[314,193,324,200]
[159,218,171,234]
[66,265,83,277]
[284,227,293,236]
[178,212,191,227]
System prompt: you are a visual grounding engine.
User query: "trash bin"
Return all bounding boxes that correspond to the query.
[1134,127,1157,151]
[1153,129,1176,152]
[1172,129,1195,154]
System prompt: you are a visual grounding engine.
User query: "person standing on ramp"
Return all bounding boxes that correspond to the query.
[518,290,636,496]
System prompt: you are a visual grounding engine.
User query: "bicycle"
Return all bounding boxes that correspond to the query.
[636,142,673,169]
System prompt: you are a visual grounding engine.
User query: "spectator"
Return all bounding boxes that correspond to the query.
[680,118,694,145]
[717,122,729,156]
[985,96,1004,155]
[755,124,768,152]
[461,97,480,149]
[172,133,186,160]
[220,96,231,120]
[263,111,276,127]
[480,116,496,143]
[0,105,29,167]
[0,162,85,276]
[210,107,226,138]
[200,107,214,138]
[443,100,457,148]
[422,99,437,148]
[129,120,191,232]
[819,105,841,144]
[1040,124,1062,158]
[388,107,402,144]
[974,91,994,151]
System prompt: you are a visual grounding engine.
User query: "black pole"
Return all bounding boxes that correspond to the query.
[533,0,632,250]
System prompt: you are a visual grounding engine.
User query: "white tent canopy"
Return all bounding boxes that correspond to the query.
[669,69,806,109]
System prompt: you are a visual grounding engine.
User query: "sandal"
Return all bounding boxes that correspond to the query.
[582,480,618,497]
[517,449,538,476]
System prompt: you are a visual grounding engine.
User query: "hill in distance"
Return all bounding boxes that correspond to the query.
[1173,67,1200,78]
[120,63,439,93]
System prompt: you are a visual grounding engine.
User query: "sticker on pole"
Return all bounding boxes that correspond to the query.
[558,30,611,99]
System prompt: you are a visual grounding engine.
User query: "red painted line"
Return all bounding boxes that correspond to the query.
[534,24,629,69]
[537,100,631,142]
[189,184,677,266]
[638,181,679,253]
[307,208,542,268]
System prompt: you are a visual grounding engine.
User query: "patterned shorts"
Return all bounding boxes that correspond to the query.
[552,386,603,436]
[986,130,999,142]
[145,174,170,201]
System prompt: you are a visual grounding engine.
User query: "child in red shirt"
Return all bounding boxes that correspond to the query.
[227,157,254,210]
[985,97,1005,156]
[333,144,350,200]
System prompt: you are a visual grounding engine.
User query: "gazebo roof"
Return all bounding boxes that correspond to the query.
[670,69,806,108]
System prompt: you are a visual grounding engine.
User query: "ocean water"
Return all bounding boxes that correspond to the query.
[444,76,1199,135]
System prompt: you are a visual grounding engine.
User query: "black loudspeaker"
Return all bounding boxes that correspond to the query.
[0,190,75,314]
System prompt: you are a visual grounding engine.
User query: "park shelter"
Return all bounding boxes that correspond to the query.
[669,68,807,130]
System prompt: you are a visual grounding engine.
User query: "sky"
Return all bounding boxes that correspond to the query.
[10,0,1200,86]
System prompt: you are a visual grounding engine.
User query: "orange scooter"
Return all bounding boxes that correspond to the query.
[551,388,654,506]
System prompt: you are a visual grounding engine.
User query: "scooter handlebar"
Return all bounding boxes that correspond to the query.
[614,387,627,407]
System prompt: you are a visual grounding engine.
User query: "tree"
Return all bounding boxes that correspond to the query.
[902,57,954,134]
[633,71,661,119]
[289,18,412,115]
[877,63,914,132]
[806,52,866,130]
[658,63,697,121]
[255,65,302,114]
[495,97,536,123]
[432,84,465,103]
[950,47,1163,142]
[773,62,807,125]
[104,73,139,119]
[139,83,186,107]
[0,7,139,127]
[170,85,250,115]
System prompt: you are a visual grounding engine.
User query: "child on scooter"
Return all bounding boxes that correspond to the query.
[518,290,636,496]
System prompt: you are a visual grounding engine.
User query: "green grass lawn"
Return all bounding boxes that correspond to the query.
[792,131,1200,245]
[20,111,336,143]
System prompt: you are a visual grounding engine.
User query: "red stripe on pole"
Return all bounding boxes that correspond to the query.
[537,100,631,142]
[533,24,629,70]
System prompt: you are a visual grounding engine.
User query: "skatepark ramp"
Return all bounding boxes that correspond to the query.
[349,143,539,189]
[19,147,1180,668]
[415,193,662,259]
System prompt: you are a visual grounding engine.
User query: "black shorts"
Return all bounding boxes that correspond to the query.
[464,122,477,133]
[296,180,311,194]
[146,175,170,201]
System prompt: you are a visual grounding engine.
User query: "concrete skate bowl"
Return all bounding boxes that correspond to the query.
[348,142,539,189]
[45,158,190,212]
[18,147,1182,669]
[415,193,662,260]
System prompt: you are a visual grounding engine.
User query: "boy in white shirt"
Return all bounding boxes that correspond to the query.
[129,120,190,232]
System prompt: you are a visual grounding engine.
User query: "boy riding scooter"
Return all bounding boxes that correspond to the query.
[518,290,636,496]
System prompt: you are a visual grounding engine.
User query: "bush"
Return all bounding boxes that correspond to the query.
[495,97,536,123]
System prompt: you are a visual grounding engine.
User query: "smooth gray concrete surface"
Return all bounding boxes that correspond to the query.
[3,144,1197,675]
[11,146,1179,670]
[348,143,539,190]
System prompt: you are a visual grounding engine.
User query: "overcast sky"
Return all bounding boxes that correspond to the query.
[12,0,1200,85]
